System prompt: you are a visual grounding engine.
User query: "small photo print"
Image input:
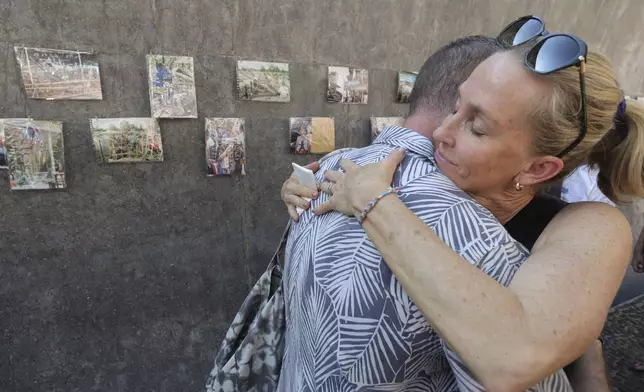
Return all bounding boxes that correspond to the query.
[205,118,246,176]
[397,71,417,103]
[327,66,369,104]
[237,61,290,102]
[290,117,335,154]
[147,55,198,118]
[91,118,164,163]
[2,119,66,190]
[14,46,102,100]
[370,117,405,141]
[0,125,7,169]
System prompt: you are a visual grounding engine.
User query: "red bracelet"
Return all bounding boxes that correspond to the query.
[357,187,401,224]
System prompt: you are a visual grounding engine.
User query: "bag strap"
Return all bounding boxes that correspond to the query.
[269,220,292,268]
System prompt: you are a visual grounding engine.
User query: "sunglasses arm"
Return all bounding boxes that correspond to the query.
[578,57,588,150]
[556,56,588,158]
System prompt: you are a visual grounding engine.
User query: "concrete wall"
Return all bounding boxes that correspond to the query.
[1,1,643,391]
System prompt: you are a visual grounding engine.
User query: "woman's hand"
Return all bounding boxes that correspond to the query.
[281,162,320,222]
[315,149,406,216]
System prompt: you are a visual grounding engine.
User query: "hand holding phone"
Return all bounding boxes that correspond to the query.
[291,163,318,215]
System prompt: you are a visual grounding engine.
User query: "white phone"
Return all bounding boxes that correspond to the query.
[291,162,317,215]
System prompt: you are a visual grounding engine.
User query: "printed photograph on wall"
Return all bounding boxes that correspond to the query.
[397,71,417,103]
[0,124,7,169]
[2,119,66,190]
[91,118,163,163]
[327,66,369,104]
[147,55,198,118]
[237,61,290,102]
[14,47,102,100]
[206,118,246,176]
[370,117,405,141]
[290,117,335,154]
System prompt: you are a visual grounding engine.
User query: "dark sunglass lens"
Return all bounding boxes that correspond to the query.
[499,17,543,46]
[527,35,580,73]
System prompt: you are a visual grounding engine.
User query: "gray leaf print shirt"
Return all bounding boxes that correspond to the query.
[279,126,572,392]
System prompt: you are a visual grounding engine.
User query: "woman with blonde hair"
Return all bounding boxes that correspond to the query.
[283,16,644,390]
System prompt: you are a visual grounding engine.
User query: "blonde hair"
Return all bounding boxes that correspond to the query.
[520,49,644,203]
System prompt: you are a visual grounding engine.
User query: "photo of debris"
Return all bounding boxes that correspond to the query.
[237,61,290,102]
[0,125,7,169]
[290,117,335,154]
[147,55,198,118]
[327,66,368,104]
[2,119,66,190]
[397,71,417,103]
[14,47,102,100]
[91,118,164,163]
[370,117,405,141]
[206,118,246,176]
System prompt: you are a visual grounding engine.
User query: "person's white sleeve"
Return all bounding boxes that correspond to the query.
[561,165,615,206]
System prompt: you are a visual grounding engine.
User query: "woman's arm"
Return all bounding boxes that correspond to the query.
[316,153,631,392]
[363,197,628,391]
[564,340,612,392]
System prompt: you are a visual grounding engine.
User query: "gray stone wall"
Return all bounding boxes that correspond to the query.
[1,1,643,391]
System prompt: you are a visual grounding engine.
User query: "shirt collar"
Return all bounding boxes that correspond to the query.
[373,125,435,161]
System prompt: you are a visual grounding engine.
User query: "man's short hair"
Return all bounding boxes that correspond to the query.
[408,35,502,117]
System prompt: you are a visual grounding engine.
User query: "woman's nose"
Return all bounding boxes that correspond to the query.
[434,118,457,147]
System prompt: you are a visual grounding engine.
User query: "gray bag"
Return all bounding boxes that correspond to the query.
[205,222,290,392]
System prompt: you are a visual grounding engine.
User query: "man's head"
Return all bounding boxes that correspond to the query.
[405,36,502,135]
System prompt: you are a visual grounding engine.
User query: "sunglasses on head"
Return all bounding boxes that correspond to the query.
[497,15,588,157]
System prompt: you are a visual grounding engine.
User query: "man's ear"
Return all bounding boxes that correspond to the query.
[516,156,564,186]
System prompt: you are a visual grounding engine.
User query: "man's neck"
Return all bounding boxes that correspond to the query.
[403,113,443,140]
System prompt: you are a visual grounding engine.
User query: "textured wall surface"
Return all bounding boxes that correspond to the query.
[1,1,643,391]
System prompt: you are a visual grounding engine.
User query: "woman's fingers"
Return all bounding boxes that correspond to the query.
[305,161,321,173]
[314,200,334,216]
[287,204,299,222]
[324,170,344,183]
[284,194,311,210]
[339,159,359,172]
[281,177,299,198]
[317,181,335,195]
[287,182,318,199]
[384,149,406,169]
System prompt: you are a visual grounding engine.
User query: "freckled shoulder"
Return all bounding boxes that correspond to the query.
[541,202,631,247]
[530,201,632,275]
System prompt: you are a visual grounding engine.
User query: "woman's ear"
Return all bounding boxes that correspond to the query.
[516,156,564,186]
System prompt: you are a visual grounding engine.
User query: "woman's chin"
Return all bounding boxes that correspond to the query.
[435,159,454,175]
[437,163,468,189]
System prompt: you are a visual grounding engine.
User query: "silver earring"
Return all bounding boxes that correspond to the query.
[515,182,524,192]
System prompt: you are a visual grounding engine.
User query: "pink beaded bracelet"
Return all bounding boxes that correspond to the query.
[357,187,401,224]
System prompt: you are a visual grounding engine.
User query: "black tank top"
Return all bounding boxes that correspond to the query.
[503,193,569,251]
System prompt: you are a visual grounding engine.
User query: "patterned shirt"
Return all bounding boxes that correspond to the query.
[279,126,572,392]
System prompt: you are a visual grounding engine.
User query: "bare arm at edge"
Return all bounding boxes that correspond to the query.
[565,340,611,392]
[359,198,630,392]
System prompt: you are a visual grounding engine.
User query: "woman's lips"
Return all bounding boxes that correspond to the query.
[435,148,456,166]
